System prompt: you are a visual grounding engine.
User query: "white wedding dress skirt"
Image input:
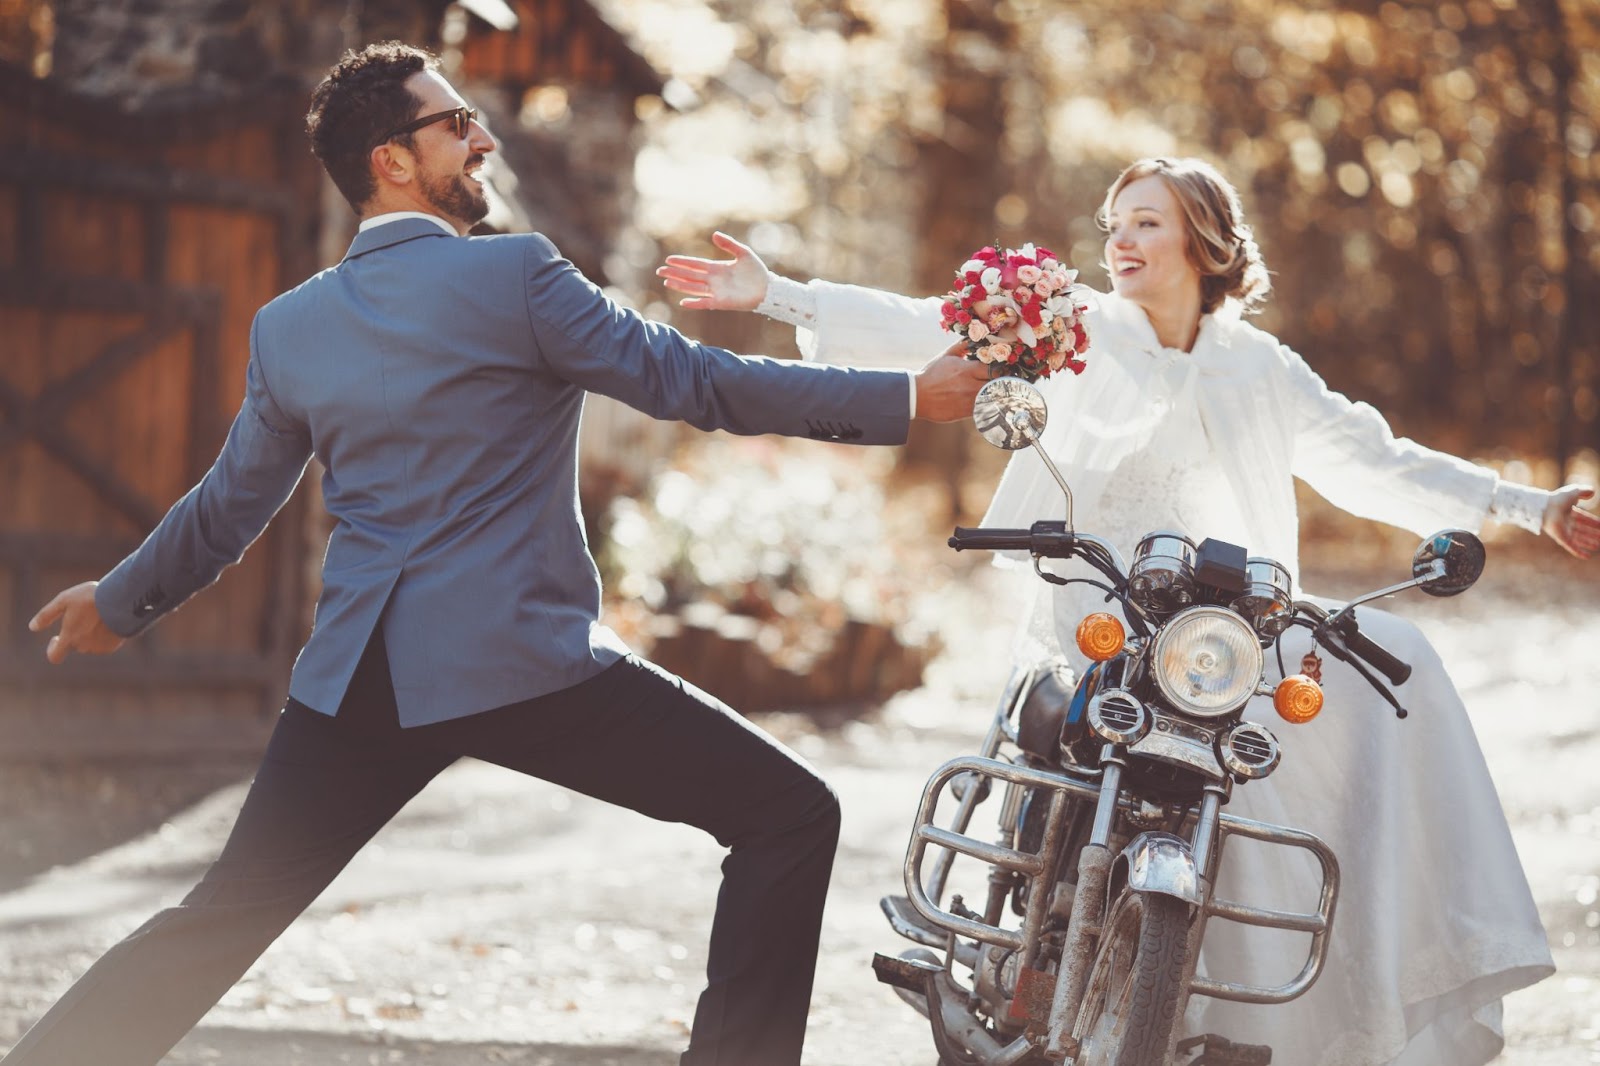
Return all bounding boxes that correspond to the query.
[1182,609,1552,1066]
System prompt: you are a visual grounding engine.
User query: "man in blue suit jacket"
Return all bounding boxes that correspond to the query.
[16,42,986,1066]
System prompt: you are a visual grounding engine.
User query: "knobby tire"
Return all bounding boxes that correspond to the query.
[1074,888,1192,1066]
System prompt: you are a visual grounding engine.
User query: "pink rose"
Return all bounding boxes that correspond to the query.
[1017,264,1043,285]
[968,319,990,342]
[986,305,1019,331]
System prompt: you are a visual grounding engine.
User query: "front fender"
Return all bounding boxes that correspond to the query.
[1116,831,1202,906]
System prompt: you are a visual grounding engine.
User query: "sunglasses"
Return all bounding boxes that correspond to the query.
[379,105,478,144]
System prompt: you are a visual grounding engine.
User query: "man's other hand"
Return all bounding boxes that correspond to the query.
[29,582,125,664]
[913,343,989,423]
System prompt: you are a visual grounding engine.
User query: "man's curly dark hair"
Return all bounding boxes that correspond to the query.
[306,42,439,211]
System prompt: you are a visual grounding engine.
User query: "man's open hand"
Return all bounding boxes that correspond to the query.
[29,581,124,664]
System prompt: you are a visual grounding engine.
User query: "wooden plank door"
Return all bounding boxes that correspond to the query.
[0,88,319,758]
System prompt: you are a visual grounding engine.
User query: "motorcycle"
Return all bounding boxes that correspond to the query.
[870,377,1487,1066]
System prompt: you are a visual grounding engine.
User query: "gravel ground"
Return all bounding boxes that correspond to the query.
[0,543,1596,1065]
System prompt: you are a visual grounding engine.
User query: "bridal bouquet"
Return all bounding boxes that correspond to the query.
[938,243,1092,382]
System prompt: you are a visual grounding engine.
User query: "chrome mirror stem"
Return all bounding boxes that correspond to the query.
[1328,573,1432,622]
[1030,442,1075,529]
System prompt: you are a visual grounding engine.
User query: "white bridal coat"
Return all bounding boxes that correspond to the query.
[784,281,1554,1066]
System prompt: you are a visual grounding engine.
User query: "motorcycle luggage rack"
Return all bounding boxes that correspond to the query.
[904,756,1341,1006]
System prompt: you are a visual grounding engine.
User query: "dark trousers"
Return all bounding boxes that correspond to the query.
[3,638,841,1066]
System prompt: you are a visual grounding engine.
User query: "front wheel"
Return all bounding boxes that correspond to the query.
[1072,887,1192,1066]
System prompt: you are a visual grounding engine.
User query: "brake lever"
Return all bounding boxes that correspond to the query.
[1314,627,1409,719]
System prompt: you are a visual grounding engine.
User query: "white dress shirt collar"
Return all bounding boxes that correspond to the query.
[358,211,459,237]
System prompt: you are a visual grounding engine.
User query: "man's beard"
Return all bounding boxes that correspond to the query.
[421,158,490,228]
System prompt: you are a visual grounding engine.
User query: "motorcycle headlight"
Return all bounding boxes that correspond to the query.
[1150,606,1263,717]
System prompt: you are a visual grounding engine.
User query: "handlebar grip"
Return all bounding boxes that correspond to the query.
[948,526,1036,552]
[1333,613,1413,687]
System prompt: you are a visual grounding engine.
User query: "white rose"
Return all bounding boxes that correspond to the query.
[981,267,1002,294]
[960,259,986,276]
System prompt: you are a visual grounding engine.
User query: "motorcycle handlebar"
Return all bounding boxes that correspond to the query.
[948,526,1036,552]
[1329,612,1413,687]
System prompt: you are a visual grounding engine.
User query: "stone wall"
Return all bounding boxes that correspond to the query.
[44,0,364,109]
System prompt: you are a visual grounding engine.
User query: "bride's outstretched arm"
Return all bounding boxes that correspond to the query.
[1282,342,1599,561]
[657,232,948,367]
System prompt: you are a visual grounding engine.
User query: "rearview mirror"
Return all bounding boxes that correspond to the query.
[1412,530,1485,597]
[972,377,1047,451]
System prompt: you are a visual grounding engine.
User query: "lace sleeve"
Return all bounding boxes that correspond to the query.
[1488,480,1552,534]
[755,274,817,330]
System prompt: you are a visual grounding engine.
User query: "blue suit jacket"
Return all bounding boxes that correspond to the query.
[95,219,912,725]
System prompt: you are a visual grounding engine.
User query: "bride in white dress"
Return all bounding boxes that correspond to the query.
[658,156,1600,1065]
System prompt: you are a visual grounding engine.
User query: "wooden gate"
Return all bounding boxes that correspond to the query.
[0,64,322,757]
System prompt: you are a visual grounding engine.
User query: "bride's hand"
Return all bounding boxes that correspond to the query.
[1544,484,1599,559]
[656,231,770,311]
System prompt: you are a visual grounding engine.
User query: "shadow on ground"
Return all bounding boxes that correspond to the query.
[168,1027,674,1065]
[0,758,256,894]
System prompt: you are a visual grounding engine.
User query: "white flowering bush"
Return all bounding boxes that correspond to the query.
[597,437,936,707]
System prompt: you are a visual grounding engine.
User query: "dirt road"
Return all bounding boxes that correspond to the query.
[0,550,1596,1065]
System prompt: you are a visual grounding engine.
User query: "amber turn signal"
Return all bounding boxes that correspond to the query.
[1075,612,1126,662]
[1274,674,1324,724]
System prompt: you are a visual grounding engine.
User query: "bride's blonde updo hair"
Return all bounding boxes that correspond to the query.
[1099,157,1272,315]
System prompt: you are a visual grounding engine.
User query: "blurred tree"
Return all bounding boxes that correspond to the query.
[911,0,1018,518]
[0,0,52,76]
[994,0,1600,469]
